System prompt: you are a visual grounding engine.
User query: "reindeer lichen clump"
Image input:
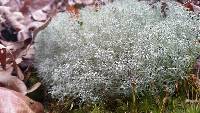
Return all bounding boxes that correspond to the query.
[35,0,200,100]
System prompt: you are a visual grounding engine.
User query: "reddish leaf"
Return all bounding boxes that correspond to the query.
[0,74,27,94]
[0,87,44,113]
[66,5,80,16]
[0,66,13,76]
[183,2,194,11]
[20,0,32,14]
[0,44,7,70]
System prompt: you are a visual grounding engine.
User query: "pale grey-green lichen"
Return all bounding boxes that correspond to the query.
[35,0,200,100]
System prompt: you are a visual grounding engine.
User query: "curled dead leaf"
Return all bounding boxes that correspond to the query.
[0,66,13,76]
[31,10,47,22]
[31,17,51,39]
[0,44,7,70]
[27,82,41,93]
[0,74,27,94]
[0,87,44,113]
[14,64,24,80]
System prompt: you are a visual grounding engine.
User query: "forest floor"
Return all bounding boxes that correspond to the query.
[1,0,200,113]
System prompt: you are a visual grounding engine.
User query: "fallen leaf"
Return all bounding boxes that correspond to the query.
[0,44,7,70]
[31,18,51,39]
[183,2,194,11]
[0,74,27,94]
[191,3,200,14]
[15,64,24,80]
[0,66,13,76]
[22,45,35,59]
[15,58,22,64]
[0,0,9,5]
[0,87,44,113]
[31,10,47,22]
[27,82,41,93]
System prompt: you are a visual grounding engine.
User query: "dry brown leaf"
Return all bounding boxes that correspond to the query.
[66,5,80,15]
[20,0,32,14]
[17,28,30,41]
[9,38,32,58]
[27,82,41,93]
[191,3,200,13]
[79,0,94,5]
[15,58,22,64]
[31,10,47,22]
[0,66,13,76]
[3,48,25,80]
[0,0,10,5]
[0,6,25,30]
[15,65,24,80]
[0,39,23,51]
[0,74,27,94]
[12,12,25,24]
[22,45,35,59]
[0,44,7,70]
[0,87,44,113]
[32,18,52,39]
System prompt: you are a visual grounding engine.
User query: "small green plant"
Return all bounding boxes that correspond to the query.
[173,104,200,113]
[185,104,200,113]
[91,104,102,113]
